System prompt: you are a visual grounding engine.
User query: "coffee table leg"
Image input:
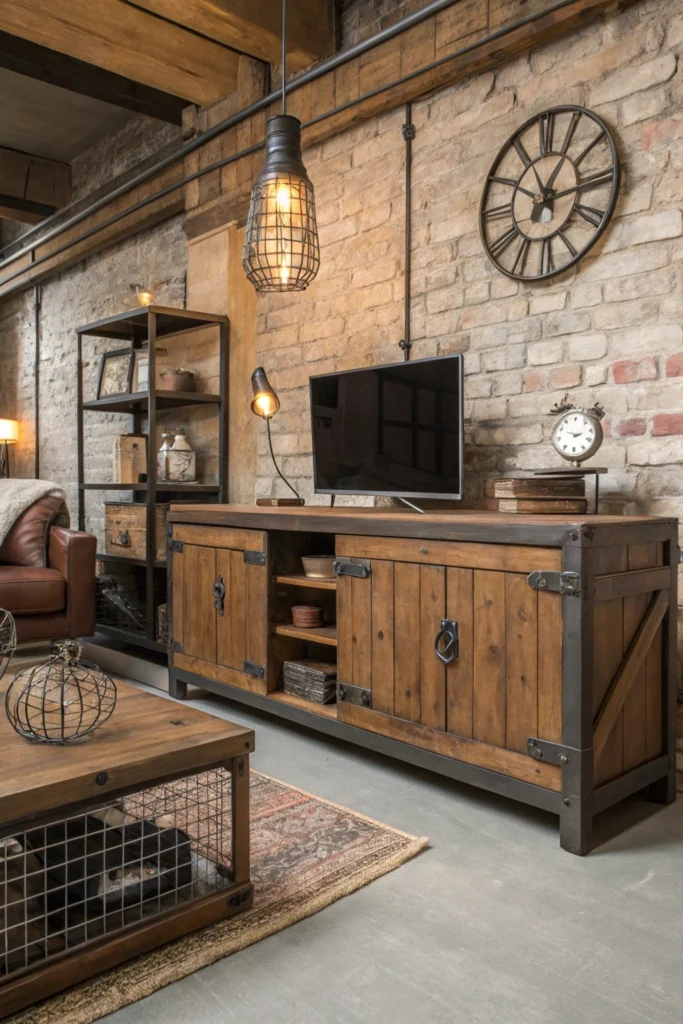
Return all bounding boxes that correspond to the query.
[231,755,250,884]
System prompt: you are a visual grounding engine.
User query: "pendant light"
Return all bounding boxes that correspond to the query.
[242,0,320,292]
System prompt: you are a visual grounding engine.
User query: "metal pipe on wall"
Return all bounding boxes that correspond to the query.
[398,103,415,363]
[0,0,586,291]
[0,0,468,268]
[34,284,41,478]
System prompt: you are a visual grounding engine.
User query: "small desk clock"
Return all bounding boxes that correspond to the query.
[550,394,605,466]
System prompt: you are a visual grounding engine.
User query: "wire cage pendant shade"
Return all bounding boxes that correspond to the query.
[243,115,320,293]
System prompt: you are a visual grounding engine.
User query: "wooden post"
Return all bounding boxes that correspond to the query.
[231,754,251,885]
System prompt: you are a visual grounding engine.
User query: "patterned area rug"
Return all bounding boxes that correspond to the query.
[6,771,428,1024]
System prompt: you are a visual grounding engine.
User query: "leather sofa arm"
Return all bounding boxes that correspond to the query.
[48,526,97,638]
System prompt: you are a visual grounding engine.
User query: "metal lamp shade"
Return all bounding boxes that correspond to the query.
[250,366,280,418]
[243,116,320,293]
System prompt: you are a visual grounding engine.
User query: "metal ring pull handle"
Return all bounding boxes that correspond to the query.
[111,530,130,548]
[434,619,459,664]
[213,575,226,616]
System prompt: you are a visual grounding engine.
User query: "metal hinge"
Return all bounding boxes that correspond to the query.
[170,539,184,553]
[334,559,371,579]
[244,660,265,679]
[527,570,580,596]
[337,682,371,707]
[527,738,570,765]
[244,550,266,566]
[171,640,182,654]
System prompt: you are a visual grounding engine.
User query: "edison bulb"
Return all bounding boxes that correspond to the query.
[275,184,291,212]
[255,393,277,417]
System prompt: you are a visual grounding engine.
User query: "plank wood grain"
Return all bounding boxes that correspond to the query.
[351,574,372,693]
[216,547,233,669]
[336,573,353,687]
[371,559,395,715]
[173,652,267,696]
[0,678,254,828]
[174,524,265,551]
[473,570,506,748]
[340,703,561,791]
[183,543,216,663]
[446,567,473,737]
[247,559,268,678]
[592,546,627,785]
[537,589,563,743]
[171,537,185,655]
[505,573,538,754]
[419,564,447,731]
[394,562,421,723]
[336,535,561,573]
[0,0,238,105]
[230,548,248,672]
[622,544,656,771]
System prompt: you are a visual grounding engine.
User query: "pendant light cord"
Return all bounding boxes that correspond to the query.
[267,417,301,500]
[282,0,287,115]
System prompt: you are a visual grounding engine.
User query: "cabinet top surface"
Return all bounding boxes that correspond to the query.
[0,677,253,828]
[168,504,677,546]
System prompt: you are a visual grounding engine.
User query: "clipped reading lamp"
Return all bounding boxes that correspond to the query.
[250,367,304,507]
[0,419,19,478]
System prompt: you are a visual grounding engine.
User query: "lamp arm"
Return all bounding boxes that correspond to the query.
[266,417,301,501]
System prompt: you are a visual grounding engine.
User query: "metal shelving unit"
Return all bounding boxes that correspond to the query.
[77,304,228,653]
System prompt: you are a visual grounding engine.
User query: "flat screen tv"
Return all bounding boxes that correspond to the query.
[310,354,464,501]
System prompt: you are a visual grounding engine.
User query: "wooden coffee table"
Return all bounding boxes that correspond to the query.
[0,676,254,1018]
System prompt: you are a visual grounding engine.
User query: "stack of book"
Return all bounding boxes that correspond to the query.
[484,476,587,514]
[283,660,338,704]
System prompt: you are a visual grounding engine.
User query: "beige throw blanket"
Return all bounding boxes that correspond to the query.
[0,479,66,548]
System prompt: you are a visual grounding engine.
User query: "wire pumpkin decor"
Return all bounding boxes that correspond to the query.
[5,641,117,743]
[0,608,16,681]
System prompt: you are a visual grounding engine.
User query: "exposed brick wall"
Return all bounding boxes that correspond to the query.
[254,0,683,526]
[0,115,187,545]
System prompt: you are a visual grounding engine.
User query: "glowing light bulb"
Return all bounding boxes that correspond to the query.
[279,249,291,286]
[255,393,277,417]
[276,184,291,212]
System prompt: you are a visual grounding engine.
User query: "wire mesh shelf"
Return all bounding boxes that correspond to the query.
[1,769,233,980]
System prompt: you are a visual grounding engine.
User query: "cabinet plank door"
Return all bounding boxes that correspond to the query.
[351,574,372,692]
[593,546,627,786]
[505,573,538,754]
[182,543,216,663]
[537,589,563,743]
[419,564,446,730]
[371,560,395,716]
[394,561,421,723]
[472,569,506,747]
[446,567,473,737]
[215,548,267,675]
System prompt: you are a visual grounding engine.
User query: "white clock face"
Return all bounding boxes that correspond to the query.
[553,411,601,462]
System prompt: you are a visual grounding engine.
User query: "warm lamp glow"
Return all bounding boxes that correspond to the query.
[250,367,280,419]
[0,419,19,443]
[136,287,155,307]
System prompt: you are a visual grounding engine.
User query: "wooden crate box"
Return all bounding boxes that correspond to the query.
[104,503,169,562]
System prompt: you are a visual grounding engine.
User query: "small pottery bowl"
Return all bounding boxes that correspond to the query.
[160,368,196,392]
[291,605,323,629]
[301,556,336,579]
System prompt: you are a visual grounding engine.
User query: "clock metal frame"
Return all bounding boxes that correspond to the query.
[552,409,604,465]
[479,105,620,282]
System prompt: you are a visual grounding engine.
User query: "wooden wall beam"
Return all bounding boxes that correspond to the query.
[132,0,336,73]
[0,146,70,225]
[0,30,187,124]
[0,0,240,106]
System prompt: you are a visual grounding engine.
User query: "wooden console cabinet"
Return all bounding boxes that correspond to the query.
[168,506,679,854]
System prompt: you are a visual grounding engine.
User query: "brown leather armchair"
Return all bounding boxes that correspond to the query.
[0,495,96,643]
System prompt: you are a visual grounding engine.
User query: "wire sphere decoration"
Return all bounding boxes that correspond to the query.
[0,608,17,681]
[5,641,117,744]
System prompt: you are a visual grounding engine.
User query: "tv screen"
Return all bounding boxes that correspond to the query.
[310,355,464,500]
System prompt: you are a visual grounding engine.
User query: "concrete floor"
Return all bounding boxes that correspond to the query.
[103,683,683,1024]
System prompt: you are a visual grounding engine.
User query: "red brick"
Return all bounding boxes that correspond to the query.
[548,364,581,390]
[612,357,658,384]
[652,413,683,436]
[616,417,647,437]
[524,369,547,392]
[665,353,683,377]
[641,115,683,151]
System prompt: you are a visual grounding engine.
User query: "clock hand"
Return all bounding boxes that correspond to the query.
[544,155,566,191]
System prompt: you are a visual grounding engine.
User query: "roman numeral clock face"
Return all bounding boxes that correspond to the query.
[479,106,619,280]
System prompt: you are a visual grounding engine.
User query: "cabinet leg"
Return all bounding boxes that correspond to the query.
[169,673,188,700]
[648,759,676,805]
[559,799,592,855]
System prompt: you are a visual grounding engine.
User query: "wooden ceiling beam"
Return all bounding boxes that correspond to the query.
[130,0,336,73]
[0,146,70,225]
[0,31,186,124]
[0,0,241,107]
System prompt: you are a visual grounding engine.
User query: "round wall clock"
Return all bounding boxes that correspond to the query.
[479,106,619,281]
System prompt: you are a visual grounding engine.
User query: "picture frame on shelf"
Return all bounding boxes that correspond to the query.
[97,348,133,399]
[132,351,149,393]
